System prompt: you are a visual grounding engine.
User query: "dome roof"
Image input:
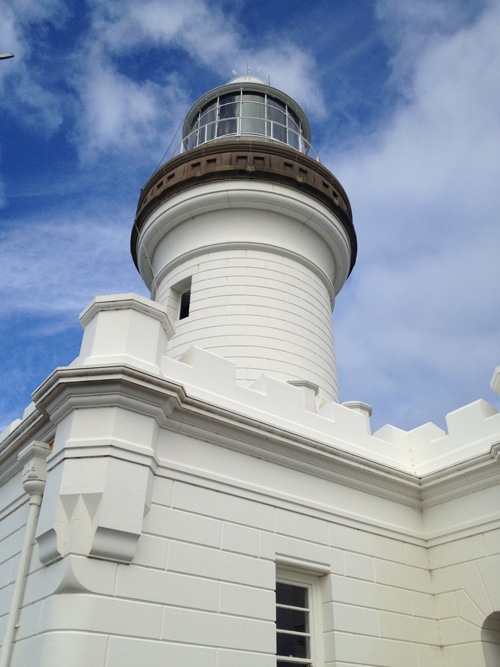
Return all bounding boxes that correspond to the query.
[226,74,268,85]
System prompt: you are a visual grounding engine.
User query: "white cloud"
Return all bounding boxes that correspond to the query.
[374,0,487,90]
[1,0,326,162]
[0,212,146,319]
[87,0,242,74]
[332,1,500,429]
[0,0,68,132]
[73,60,185,158]
[67,0,325,158]
[250,44,326,119]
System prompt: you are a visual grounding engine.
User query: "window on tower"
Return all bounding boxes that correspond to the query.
[179,288,191,320]
[167,277,192,322]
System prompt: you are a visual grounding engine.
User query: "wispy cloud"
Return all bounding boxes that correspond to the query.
[0,212,146,318]
[375,0,486,91]
[73,61,185,158]
[1,0,327,164]
[0,0,69,131]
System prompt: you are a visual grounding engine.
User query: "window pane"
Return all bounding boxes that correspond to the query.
[268,96,286,113]
[267,96,287,144]
[217,119,237,135]
[271,122,287,143]
[242,100,266,118]
[217,94,238,136]
[276,583,308,608]
[204,123,215,141]
[243,92,265,104]
[198,104,216,142]
[219,94,239,119]
[200,103,216,124]
[242,99,265,121]
[179,290,191,319]
[277,631,309,658]
[288,130,300,150]
[241,115,266,135]
[276,606,308,632]
[288,115,300,133]
[268,106,286,125]
[288,115,301,149]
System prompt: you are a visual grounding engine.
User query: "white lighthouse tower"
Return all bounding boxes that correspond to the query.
[132,75,356,402]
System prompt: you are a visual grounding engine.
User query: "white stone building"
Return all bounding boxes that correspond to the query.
[1,75,500,667]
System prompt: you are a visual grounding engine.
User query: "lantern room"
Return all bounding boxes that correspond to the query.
[182,74,314,156]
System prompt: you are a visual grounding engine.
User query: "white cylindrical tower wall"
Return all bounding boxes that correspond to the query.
[135,176,353,402]
[158,247,338,399]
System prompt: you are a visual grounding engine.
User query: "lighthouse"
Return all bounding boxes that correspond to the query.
[132,75,357,403]
[2,74,498,667]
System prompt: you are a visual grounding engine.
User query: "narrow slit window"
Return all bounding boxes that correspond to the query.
[179,289,191,320]
[167,276,192,322]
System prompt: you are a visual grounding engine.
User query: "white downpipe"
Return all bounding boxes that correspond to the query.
[0,442,49,667]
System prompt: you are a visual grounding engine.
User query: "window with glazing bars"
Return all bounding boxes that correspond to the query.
[276,581,312,666]
[187,91,305,152]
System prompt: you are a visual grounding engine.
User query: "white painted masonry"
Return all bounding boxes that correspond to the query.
[1,76,499,667]
[136,179,349,402]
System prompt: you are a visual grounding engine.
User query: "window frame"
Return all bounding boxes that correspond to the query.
[166,276,192,323]
[276,568,324,667]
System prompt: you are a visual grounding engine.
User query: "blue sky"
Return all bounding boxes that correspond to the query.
[1,0,499,434]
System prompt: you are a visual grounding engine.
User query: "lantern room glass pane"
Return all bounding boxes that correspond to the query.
[188,132,197,150]
[288,115,300,133]
[241,93,266,136]
[271,123,287,143]
[268,97,286,113]
[217,93,239,136]
[267,99,287,144]
[241,115,266,135]
[199,104,217,142]
[288,131,300,150]
[200,103,216,125]
[288,115,301,149]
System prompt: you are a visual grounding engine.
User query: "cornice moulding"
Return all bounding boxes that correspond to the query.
[28,364,420,505]
[11,363,499,508]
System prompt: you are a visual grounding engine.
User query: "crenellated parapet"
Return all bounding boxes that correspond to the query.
[30,295,500,505]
